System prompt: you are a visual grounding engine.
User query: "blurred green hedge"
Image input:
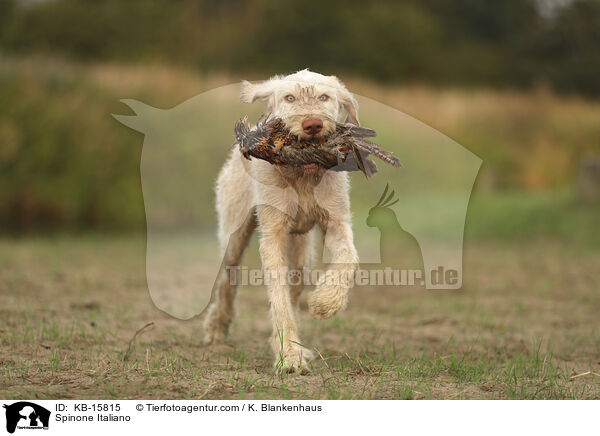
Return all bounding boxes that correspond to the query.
[1,0,600,235]
[1,56,599,235]
[0,60,145,233]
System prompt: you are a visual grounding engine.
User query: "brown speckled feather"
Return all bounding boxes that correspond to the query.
[234,117,401,177]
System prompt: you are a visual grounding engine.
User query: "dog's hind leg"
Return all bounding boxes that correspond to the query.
[203,210,256,344]
[204,150,256,344]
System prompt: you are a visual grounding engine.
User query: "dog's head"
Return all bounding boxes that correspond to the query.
[240,69,359,140]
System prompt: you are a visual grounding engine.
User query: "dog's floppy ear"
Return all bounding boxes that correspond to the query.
[335,82,359,126]
[240,80,277,104]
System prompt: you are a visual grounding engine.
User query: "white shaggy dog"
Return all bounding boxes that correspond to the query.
[203,69,360,373]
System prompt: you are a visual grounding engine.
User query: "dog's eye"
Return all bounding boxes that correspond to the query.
[284,95,295,102]
[318,94,329,102]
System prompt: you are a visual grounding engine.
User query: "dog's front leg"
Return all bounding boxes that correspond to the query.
[257,205,313,373]
[309,218,359,320]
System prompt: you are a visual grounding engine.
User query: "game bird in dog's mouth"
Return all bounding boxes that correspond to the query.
[234,116,401,177]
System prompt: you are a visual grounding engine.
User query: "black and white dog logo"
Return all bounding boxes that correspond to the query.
[3,402,50,434]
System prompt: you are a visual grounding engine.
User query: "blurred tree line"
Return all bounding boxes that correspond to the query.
[1,0,599,235]
[1,0,600,97]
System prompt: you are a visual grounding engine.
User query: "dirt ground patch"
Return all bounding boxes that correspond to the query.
[1,237,599,399]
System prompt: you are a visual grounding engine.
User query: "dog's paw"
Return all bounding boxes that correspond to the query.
[202,304,229,345]
[273,346,314,375]
[308,281,349,320]
[202,327,226,345]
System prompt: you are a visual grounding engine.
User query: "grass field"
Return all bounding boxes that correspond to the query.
[1,233,599,400]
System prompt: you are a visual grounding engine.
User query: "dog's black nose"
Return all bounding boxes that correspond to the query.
[302,118,323,135]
